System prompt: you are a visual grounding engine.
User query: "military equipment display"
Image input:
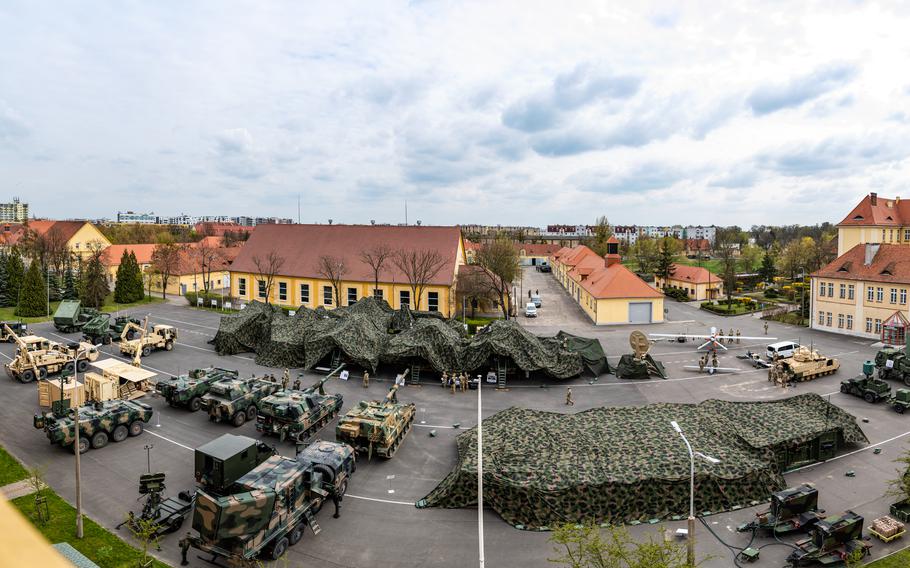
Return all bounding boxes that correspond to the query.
[737,484,824,535]
[786,511,871,566]
[0,321,27,342]
[888,388,910,414]
[180,439,355,566]
[156,367,240,411]
[119,471,194,537]
[256,376,343,443]
[419,393,867,529]
[83,358,156,401]
[336,381,415,459]
[875,344,910,386]
[33,398,153,453]
[840,362,891,403]
[194,434,276,495]
[81,312,142,345]
[768,347,840,385]
[201,375,280,427]
[53,299,97,333]
[614,331,668,380]
[3,325,100,383]
[119,322,178,361]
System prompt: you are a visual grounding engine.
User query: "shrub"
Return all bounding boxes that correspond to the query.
[764,288,779,299]
[663,286,690,302]
[185,291,235,310]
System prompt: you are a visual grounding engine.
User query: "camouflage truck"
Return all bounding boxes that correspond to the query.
[786,511,871,566]
[768,347,840,385]
[4,327,100,383]
[737,484,824,535]
[156,367,239,411]
[840,362,891,403]
[180,439,355,565]
[193,433,277,495]
[875,346,910,386]
[53,299,97,333]
[256,376,344,443]
[336,384,415,459]
[81,313,142,345]
[202,375,280,427]
[33,399,154,453]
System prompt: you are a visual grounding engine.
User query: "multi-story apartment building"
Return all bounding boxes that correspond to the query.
[684,225,716,243]
[116,211,158,224]
[0,198,28,222]
[611,225,638,245]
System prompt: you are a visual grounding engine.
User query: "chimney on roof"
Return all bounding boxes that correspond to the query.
[871,192,878,206]
[865,243,880,266]
[604,236,621,267]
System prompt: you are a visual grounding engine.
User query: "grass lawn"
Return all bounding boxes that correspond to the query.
[868,548,910,567]
[12,490,171,568]
[673,256,725,274]
[0,445,29,486]
[0,295,164,324]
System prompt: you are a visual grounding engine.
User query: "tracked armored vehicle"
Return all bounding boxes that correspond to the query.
[336,384,415,459]
[201,375,280,427]
[769,347,839,385]
[33,398,153,453]
[53,299,98,333]
[82,313,142,345]
[786,511,871,566]
[738,484,824,535]
[180,438,355,566]
[257,376,343,443]
[156,367,239,411]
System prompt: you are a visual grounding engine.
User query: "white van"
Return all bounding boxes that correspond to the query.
[767,341,799,360]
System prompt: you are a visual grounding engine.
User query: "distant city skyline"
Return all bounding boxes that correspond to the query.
[2,2,909,226]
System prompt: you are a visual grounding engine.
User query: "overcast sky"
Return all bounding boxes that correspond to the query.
[2,1,909,227]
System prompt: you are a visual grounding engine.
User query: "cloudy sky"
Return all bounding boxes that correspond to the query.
[2,1,909,227]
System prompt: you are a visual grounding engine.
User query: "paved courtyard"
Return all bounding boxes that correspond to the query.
[0,277,907,567]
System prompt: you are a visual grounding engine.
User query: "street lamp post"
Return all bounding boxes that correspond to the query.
[670,420,720,568]
[71,344,100,538]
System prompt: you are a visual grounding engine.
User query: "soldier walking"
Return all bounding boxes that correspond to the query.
[451,375,457,394]
[362,371,370,388]
[698,354,706,372]
[293,378,301,390]
[441,371,448,388]
[565,387,574,406]
[282,369,290,391]
[736,329,741,344]
[763,321,769,335]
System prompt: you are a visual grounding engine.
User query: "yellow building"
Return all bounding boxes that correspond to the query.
[654,263,723,301]
[228,224,466,317]
[0,220,110,258]
[836,193,910,256]
[104,243,239,297]
[552,239,664,325]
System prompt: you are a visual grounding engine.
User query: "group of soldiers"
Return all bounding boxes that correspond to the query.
[697,352,719,372]
[257,369,304,391]
[441,371,471,393]
[719,329,742,344]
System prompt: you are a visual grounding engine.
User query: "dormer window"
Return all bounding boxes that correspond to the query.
[837,261,852,272]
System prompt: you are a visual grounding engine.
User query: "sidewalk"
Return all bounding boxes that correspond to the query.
[0,479,39,500]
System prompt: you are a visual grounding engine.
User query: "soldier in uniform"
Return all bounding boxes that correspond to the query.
[292,378,301,390]
[711,352,718,369]
[362,371,370,388]
[441,371,448,388]
[736,329,741,344]
[282,369,290,391]
[565,387,574,406]
[451,375,457,394]
[698,354,706,372]
[764,321,769,335]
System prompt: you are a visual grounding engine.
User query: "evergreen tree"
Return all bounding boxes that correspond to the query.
[0,251,9,307]
[655,238,677,282]
[758,252,776,283]
[16,261,48,317]
[114,250,133,303]
[5,250,25,308]
[128,251,146,301]
[80,253,109,308]
[62,256,78,300]
[47,272,62,302]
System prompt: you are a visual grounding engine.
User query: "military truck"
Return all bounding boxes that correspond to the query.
[786,511,871,566]
[256,376,344,443]
[156,367,239,411]
[4,325,100,383]
[193,433,276,495]
[0,321,27,342]
[53,299,97,333]
[841,362,891,403]
[202,375,280,427]
[33,398,154,453]
[768,347,840,385]
[336,383,416,459]
[81,313,142,345]
[180,439,355,566]
[875,345,910,386]
[888,388,910,414]
[737,484,824,535]
[119,323,178,360]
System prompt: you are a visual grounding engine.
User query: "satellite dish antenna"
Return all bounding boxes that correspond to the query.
[630,330,650,358]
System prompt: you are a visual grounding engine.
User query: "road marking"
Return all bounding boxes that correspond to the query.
[345,494,415,506]
[0,350,12,361]
[148,314,220,331]
[146,430,194,451]
[414,423,459,429]
[45,331,174,374]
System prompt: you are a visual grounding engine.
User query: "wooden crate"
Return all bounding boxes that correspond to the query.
[38,378,84,409]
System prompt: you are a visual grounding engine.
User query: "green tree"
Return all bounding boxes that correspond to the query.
[16,260,48,317]
[80,251,109,308]
[655,238,677,281]
[714,228,740,309]
[586,216,614,256]
[0,251,9,307]
[128,251,146,301]
[549,522,698,568]
[630,237,659,274]
[758,252,776,283]
[5,249,25,307]
[114,249,132,303]
[739,244,763,273]
[62,256,78,300]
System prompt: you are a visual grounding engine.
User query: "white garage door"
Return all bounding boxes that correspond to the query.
[628,302,652,324]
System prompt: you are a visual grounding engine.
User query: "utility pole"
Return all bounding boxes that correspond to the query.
[670,421,720,568]
[73,349,84,538]
[477,367,485,568]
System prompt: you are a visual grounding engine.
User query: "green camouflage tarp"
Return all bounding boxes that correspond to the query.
[418,393,867,529]
[615,354,667,380]
[210,301,278,355]
[462,320,584,379]
[382,318,468,371]
[255,311,309,368]
[553,331,610,376]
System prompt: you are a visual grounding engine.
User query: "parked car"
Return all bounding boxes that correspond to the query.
[538,264,552,273]
[531,294,542,308]
[525,303,538,318]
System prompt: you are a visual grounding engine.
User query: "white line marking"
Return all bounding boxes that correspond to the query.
[0,350,12,361]
[146,430,194,451]
[345,494,414,506]
[414,423,459,429]
[789,429,910,473]
[148,314,220,331]
[45,331,174,374]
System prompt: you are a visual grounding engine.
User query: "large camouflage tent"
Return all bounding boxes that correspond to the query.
[463,321,587,379]
[418,393,867,529]
[210,301,278,355]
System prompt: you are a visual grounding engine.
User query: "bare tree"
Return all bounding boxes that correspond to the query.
[392,248,448,311]
[714,228,741,309]
[458,266,502,318]
[315,255,348,307]
[151,241,182,299]
[359,243,394,300]
[475,238,519,319]
[252,249,286,305]
[193,239,222,294]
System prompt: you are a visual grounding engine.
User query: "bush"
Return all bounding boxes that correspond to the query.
[16,261,47,317]
[662,286,690,302]
[764,288,779,299]
[185,291,235,310]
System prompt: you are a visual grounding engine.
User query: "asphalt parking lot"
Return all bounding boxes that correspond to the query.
[1,283,909,568]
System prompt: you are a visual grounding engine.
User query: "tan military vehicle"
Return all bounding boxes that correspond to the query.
[119,320,177,364]
[768,346,840,386]
[3,324,100,383]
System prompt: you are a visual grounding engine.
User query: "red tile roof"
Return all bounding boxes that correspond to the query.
[665,263,719,285]
[102,244,157,266]
[838,194,910,227]
[558,245,662,299]
[173,247,240,276]
[812,243,910,284]
[464,239,481,251]
[684,238,711,252]
[0,220,94,246]
[230,224,463,286]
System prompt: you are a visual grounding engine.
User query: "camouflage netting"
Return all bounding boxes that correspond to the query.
[418,393,868,529]
[210,298,609,379]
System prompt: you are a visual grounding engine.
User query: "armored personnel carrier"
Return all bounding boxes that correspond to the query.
[81,313,141,345]
[156,367,239,411]
[737,484,824,535]
[180,439,355,565]
[336,384,415,459]
[33,398,153,453]
[768,347,839,385]
[201,375,280,427]
[257,376,343,443]
[786,511,871,566]
[4,325,100,383]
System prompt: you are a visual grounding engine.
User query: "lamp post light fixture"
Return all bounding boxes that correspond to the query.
[670,420,720,568]
[71,343,101,538]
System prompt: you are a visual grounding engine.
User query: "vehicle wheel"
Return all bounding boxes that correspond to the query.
[189,397,202,412]
[73,437,90,454]
[128,420,144,437]
[19,370,35,383]
[103,336,112,345]
[904,376,910,387]
[896,405,906,414]
[232,412,246,427]
[63,362,75,374]
[269,537,289,561]
[338,479,348,497]
[288,524,304,546]
[77,360,88,372]
[165,342,173,351]
[142,347,151,357]
[127,331,136,341]
[864,392,876,403]
[91,431,109,449]
[38,367,48,379]
[246,405,257,419]
[111,425,128,442]
[165,516,184,533]
[840,384,848,393]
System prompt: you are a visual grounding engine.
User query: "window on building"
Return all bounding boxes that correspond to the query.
[828,283,834,297]
[903,289,908,305]
[238,277,247,297]
[323,285,333,305]
[826,312,832,326]
[818,311,824,325]
[300,283,310,304]
[257,280,266,299]
[888,288,898,303]
[820,283,826,297]
[846,315,853,330]
[877,287,884,302]
[374,288,384,301]
[866,317,873,333]
[905,229,910,242]
[400,290,410,309]
[428,291,439,312]
[839,284,846,299]
[278,282,287,302]
[868,287,875,302]
[876,319,883,334]
[848,285,855,300]
[347,287,357,305]
[838,314,844,328]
